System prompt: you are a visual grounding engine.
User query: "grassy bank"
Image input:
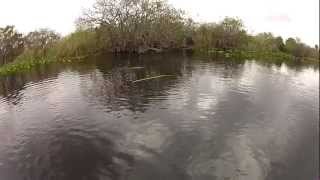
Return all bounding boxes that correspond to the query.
[0,30,103,76]
[0,54,94,76]
[196,48,319,64]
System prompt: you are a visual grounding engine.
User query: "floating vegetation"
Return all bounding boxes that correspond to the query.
[0,58,54,76]
[0,54,94,76]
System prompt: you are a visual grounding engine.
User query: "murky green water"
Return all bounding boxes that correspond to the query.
[0,54,319,180]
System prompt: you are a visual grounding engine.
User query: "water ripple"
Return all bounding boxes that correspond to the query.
[0,55,318,180]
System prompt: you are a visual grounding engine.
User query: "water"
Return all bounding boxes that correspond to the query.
[0,54,319,180]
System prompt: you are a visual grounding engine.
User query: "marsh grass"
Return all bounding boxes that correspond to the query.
[0,30,103,76]
[55,30,103,58]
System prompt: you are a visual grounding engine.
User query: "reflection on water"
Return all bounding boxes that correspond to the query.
[0,53,319,180]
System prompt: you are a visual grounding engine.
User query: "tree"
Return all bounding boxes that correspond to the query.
[194,23,216,50]
[0,26,24,65]
[315,45,319,59]
[24,29,60,56]
[285,38,297,55]
[247,32,276,52]
[77,0,186,53]
[284,37,318,58]
[275,36,285,52]
[24,29,60,50]
[193,17,248,51]
[217,17,248,50]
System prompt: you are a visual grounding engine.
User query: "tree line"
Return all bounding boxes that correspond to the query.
[0,26,60,65]
[0,0,319,66]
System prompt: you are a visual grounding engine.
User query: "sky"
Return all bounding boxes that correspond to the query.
[0,0,318,46]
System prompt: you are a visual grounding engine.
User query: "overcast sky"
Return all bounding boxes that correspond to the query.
[0,0,318,46]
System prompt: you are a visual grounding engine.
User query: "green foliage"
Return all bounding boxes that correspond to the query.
[0,30,101,76]
[246,33,319,60]
[55,30,102,57]
[193,17,248,51]
[0,55,54,76]
[25,29,60,49]
[24,29,60,57]
[0,26,24,65]
[285,38,297,54]
[275,36,285,52]
[77,0,187,52]
[284,38,319,59]
[247,33,279,52]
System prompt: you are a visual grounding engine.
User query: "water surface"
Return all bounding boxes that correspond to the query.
[0,54,319,180]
